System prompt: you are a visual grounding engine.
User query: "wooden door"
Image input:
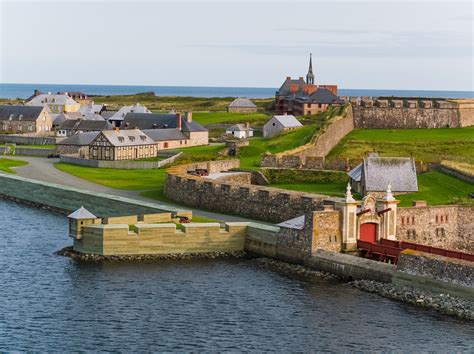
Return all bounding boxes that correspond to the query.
[360,223,377,243]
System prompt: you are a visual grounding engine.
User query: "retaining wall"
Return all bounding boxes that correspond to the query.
[0,134,63,145]
[59,152,182,169]
[0,173,183,217]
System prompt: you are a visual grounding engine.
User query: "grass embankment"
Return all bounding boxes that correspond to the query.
[0,158,28,173]
[86,93,273,112]
[192,112,270,126]
[327,127,474,164]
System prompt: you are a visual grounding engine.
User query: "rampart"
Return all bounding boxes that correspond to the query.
[350,97,474,129]
[164,160,335,223]
[0,173,183,217]
[59,152,182,170]
[397,204,474,253]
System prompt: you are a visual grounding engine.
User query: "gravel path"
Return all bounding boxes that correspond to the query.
[2,155,262,223]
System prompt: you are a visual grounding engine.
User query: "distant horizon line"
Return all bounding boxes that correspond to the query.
[1,82,473,93]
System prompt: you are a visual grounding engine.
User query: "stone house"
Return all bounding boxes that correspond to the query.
[26,92,81,113]
[225,123,253,139]
[274,54,342,115]
[263,115,302,138]
[89,129,157,160]
[57,119,113,137]
[56,131,100,158]
[0,105,52,135]
[228,98,257,113]
[122,112,208,147]
[348,156,418,197]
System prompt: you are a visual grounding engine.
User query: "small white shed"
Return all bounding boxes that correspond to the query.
[226,123,254,139]
[263,115,302,138]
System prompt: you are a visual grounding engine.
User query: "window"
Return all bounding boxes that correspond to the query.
[272,122,275,126]
[128,136,135,142]
[164,142,168,148]
[435,228,445,237]
[118,137,124,142]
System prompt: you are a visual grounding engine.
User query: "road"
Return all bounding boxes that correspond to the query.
[3,155,266,223]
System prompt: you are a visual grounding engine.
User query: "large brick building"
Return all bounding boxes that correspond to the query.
[274,54,344,116]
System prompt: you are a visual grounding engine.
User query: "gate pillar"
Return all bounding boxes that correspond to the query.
[337,183,359,251]
[378,184,400,241]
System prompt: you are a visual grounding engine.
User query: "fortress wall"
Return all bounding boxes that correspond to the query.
[164,161,329,223]
[351,98,464,128]
[397,205,474,253]
[458,102,474,127]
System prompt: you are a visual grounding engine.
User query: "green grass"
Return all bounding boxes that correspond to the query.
[192,112,270,126]
[0,158,28,173]
[239,125,319,169]
[269,182,348,197]
[17,144,55,149]
[327,127,474,164]
[397,170,473,207]
[54,163,166,190]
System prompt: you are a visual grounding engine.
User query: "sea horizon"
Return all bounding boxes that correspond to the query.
[1,82,473,100]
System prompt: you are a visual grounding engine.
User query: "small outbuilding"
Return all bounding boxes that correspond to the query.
[262,115,302,138]
[228,98,257,113]
[225,123,253,139]
[348,155,418,197]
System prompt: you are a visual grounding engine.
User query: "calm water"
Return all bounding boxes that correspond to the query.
[1,83,473,99]
[0,201,472,351]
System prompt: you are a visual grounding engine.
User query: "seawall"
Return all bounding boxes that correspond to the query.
[0,173,182,217]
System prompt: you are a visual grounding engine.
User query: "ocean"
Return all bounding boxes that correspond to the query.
[1,83,473,99]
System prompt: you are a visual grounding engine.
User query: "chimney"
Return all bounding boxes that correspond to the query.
[34,89,40,96]
[286,76,291,80]
[176,113,182,130]
[186,112,192,123]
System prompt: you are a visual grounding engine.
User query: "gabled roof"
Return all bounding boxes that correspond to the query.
[59,119,112,131]
[98,129,156,147]
[57,131,100,146]
[78,102,105,115]
[67,206,97,219]
[297,88,344,104]
[107,104,151,121]
[363,156,418,192]
[348,163,362,182]
[272,115,302,128]
[0,105,46,121]
[277,77,306,96]
[141,128,187,141]
[26,93,79,107]
[226,124,253,132]
[228,98,257,108]
[123,113,207,132]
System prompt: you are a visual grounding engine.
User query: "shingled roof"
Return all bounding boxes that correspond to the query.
[122,113,207,132]
[57,131,100,146]
[276,77,306,96]
[141,128,187,141]
[0,105,46,121]
[98,129,156,147]
[361,156,418,192]
[59,119,112,131]
[297,88,344,104]
[228,98,256,108]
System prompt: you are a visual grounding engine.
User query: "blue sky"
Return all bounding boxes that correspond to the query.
[1,0,472,90]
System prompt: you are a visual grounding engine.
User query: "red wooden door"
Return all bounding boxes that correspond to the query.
[360,223,377,243]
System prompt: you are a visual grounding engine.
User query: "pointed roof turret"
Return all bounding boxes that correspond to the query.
[67,206,97,220]
[306,53,315,85]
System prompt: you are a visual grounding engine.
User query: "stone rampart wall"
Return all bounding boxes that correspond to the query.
[164,160,330,223]
[350,98,474,129]
[74,222,247,256]
[397,205,474,253]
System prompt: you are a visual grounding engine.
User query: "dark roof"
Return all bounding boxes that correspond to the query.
[59,119,112,131]
[0,105,45,121]
[141,128,187,141]
[297,88,344,104]
[57,131,100,146]
[228,98,257,108]
[123,113,207,132]
[362,157,418,192]
[276,77,306,96]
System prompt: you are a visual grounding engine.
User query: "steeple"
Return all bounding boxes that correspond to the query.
[306,53,315,85]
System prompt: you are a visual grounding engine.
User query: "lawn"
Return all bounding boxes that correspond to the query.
[327,127,474,164]
[192,112,270,126]
[17,144,56,149]
[269,182,348,197]
[55,163,167,190]
[0,158,28,173]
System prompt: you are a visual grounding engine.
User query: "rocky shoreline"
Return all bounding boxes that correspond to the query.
[56,246,248,262]
[252,257,339,280]
[350,279,473,321]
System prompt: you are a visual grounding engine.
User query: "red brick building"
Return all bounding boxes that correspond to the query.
[274,54,344,116]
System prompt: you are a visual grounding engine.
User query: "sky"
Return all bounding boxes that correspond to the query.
[0,0,473,90]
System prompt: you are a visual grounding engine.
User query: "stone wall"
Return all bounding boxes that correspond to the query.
[244,223,279,258]
[0,134,63,145]
[74,222,247,256]
[0,146,56,157]
[351,98,474,129]
[397,205,474,253]
[164,160,331,223]
[312,210,342,253]
[0,173,183,217]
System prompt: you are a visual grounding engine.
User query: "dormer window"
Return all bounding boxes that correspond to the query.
[118,136,124,142]
[140,135,147,141]
[128,136,135,142]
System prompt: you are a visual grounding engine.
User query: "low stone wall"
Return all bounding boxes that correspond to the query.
[244,223,279,258]
[59,152,182,169]
[74,222,247,256]
[0,173,184,217]
[0,134,63,145]
[0,146,56,157]
[164,160,333,223]
[437,165,474,184]
[397,205,474,253]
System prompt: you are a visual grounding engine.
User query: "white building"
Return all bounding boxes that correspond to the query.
[225,123,254,139]
[262,115,302,138]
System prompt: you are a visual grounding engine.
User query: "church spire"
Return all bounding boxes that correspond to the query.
[306,53,315,85]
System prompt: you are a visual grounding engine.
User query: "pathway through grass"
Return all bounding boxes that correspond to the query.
[0,158,28,173]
